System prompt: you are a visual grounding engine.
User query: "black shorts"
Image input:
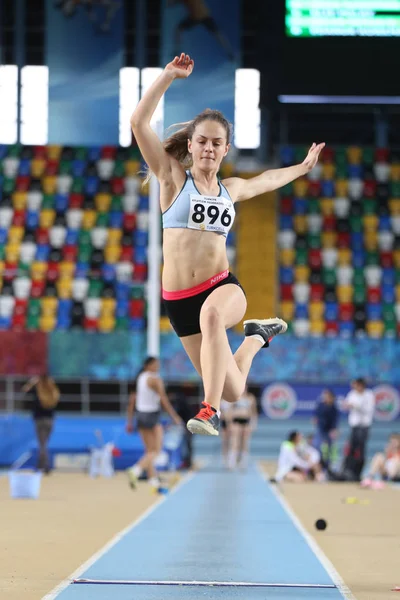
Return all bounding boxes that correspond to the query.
[136,410,161,430]
[163,272,245,338]
[232,417,251,426]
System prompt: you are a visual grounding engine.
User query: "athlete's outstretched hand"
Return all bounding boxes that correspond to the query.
[302,142,325,172]
[165,53,194,79]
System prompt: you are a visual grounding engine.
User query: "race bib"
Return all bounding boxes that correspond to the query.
[187,194,235,235]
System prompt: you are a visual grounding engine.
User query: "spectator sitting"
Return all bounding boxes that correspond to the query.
[360,433,400,490]
[274,431,324,483]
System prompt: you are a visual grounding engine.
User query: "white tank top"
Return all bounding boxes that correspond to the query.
[136,372,161,413]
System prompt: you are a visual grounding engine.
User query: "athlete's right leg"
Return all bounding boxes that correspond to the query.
[127,428,159,489]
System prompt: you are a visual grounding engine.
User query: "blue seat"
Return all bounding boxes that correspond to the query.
[280,266,294,285]
[382,268,395,286]
[18,159,31,176]
[348,164,363,179]
[134,247,147,264]
[294,197,307,215]
[87,146,101,162]
[54,194,69,213]
[382,283,395,303]
[71,159,86,177]
[352,249,365,268]
[280,215,293,230]
[0,316,11,330]
[321,180,335,197]
[58,299,72,316]
[280,146,295,167]
[116,299,129,317]
[75,262,89,278]
[367,303,382,320]
[102,263,116,282]
[0,228,8,244]
[351,232,364,251]
[325,301,338,321]
[134,230,148,247]
[378,215,391,231]
[294,303,308,319]
[35,244,50,261]
[339,321,355,337]
[26,210,40,230]
[56,315,71,330]
[129,317,145,331]
[109,211,123,228]
[138,196,149,211]
[227,230,236,246]
[65,229,79,245]
[84,176,99,196]
[115,282,130,301]
[0,145,7,160]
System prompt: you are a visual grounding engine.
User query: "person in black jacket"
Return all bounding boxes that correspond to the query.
[312,388,339,467]
[22,374,60,474]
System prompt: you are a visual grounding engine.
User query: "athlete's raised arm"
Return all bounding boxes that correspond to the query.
[130,53,194,181]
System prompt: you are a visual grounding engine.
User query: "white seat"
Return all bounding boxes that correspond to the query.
[124,176,140,195]
[307,214,322,233]
[293,282,310,303]
[348,178,363,200]
[373,162,390,183]
[56,174,73,194]
[72,278,89,301]
[136,211,149,231]
[0,296,15,318]
[84,298,101,319]
[293,319,310,337]
[91,227,108,249]
[97,159,114,180]
[226,246,236,264]
[3,157,19,178]
[307,163,322,181]
[337,265,354,285]
[365,265,382,287]
[20,241,37,264]
[49,226,67,249]
[391,216,400,235]
[322,248,338,268]
[0,207,13,228]
[12,277,32,299]
[122,194,139,213]
[27,191,43,211]
[278,230,296,249]
[378,231,394,251]
[334,197,350,218]
[115,262,134,283]
[66,209,83,229]
[395,304,400,322]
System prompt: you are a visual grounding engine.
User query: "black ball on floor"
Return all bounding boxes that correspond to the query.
[315,518,327,531]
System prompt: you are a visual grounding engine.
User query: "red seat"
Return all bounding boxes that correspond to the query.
[325,321,339,336]
[101,145,116,159]
[310,283,324,301]
[321,147,335,163]
[337,232,351,248]
[16,176,31,191]
[380,251,393,268]
[280,197,293,215]
[34,146,47,159]
[375,148,389,162]
[14,299,28,316]
[46,159,59,176]
[120,246,133,262]
[12,210,26,226]
[134,263,147,282]
[129,299,145,318]
[123,213,136,231]
[111,177,124,195]
[84,317,98,331]
[4,261,18,281]
[367,287,381,303]
[47,261,60,281]
[339,303,354,321]
[363,179,377,198]
[36,227,50,244]
[280,284,293,301]
[308,181,321,197]
[323,215,336,231]
[12,313,26,330]
[308,249,322,270]
[69,193,84,208]
[63,245,78,262]
[31,279,45,298]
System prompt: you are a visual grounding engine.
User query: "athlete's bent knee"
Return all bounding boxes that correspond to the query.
[200,305,222,331]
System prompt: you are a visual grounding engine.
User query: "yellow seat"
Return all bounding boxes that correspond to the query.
[95,193,111,213]
[31,261,48,280]
[363,214,378,231]
[396,284,400,302]
[141,181,150,196]
[280,248,295,267]
[59,261,75,278]
[41,297,58,316]
[335,179,348,196]
[309,301,325,320]
[82,210,97,230]
[42,175,57,194]
[107,228,123,245]
[56,277,72,299]
[337,284,353,303]
[322,231,337,248]
[159,316,173,332]
[337,248,352,265]
[320,198,334,216]
[104,245,121,264]
[364,231,378,251]
[31,158,46,178]
[39,314,56,332]
[280,301,295,322]
[366,320,384,338]
[293,215,307,235]
[125,160,140,176]
[47,145,62,160]
[101,298,116,316]
[0,261,4,276]
[322,164,335,180]
[389,198,400,215]
[294,265,310,283]
[40,209,56,229]
[8,226,24,244]
[293,178,308,197]
[310,319,325,336]
[12,191,27,210]
[390,163,400,181]
[393,250,400,269]
[98,315,115,333]
[347,146,362,164]
[5,243,20,262]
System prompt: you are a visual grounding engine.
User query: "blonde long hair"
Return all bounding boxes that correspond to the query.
[143,108,232,184]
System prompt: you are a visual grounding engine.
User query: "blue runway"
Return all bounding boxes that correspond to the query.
[46,466,354,600]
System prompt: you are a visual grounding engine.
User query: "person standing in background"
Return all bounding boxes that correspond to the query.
[312,388,339,468]
[22,374,60,474]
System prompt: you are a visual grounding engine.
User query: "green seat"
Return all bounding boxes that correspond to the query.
[350,216,362,232]
[8,144,21,157]
[395,269,400,284]
[294,146,309,163]
[18,261,30,277]
[115,316,129,330]
[27,299,41,317]
[75,147,87,160]
[0,245,5,261]
[362,148,374,166]
[335,164,347,179]
[128,146,141,160]
[353,268,365,286]
[111,195,123,211]
[3,177,15,194]
[26,314,40,330]
[130,286,144,300]
[42,194,55,209]
[366,251,379,266]
[77,247,91,263]
[71,177,84,193]
[308,199,320,214]
[322,268,336,286]
[113,161,125,177]
[281,182,293,195]
[391,182,400,197]
[96,213,109,227]
[307,233,321,249]
[88,279,104,297]
[383,304,396,322]
[363,198,377,214]
[295,248,308,265]
[59,160,71,175]
[335,147,347,167]
[353,285,366,304]
[78,230,91,246]
[285,321,294,334]
[384,320,396,336]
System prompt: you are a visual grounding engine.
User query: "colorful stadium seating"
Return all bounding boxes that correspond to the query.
[279,145,400,338]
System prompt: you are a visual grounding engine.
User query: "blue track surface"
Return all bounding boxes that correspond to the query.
[50,465,351,600]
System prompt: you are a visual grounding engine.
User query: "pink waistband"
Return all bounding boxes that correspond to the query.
[162,270,229,301]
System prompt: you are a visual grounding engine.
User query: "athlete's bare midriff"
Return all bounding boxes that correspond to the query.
[162,228,229,291]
